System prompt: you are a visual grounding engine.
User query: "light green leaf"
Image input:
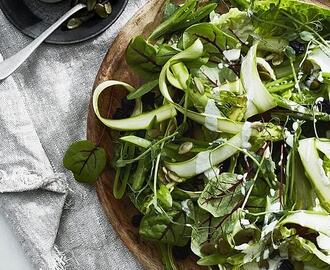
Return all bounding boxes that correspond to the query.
[157,184,173,208]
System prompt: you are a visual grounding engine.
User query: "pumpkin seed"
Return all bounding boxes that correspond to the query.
[271,53,284,66]
[95,3,108,18]
[162,166,168,175]
[67,18,82,30]
[167,171,185,183]
[178,142,193,155]
[104,2,112,14]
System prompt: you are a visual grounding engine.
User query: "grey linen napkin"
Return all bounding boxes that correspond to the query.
[0,1,147,269]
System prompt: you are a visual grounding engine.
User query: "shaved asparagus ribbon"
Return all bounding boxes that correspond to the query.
[241,43,277,118]
[159,39,244,134]
[166,133,243,178]
[93,80,177,131]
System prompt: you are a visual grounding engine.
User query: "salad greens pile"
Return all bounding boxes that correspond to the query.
[64,0,330,269]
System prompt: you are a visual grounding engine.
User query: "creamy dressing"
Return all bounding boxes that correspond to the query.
[241,121,252,149]
[223,49,241,62]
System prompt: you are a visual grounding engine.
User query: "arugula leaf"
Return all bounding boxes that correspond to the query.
[139,209,191,246]
[126,36,161,79]
[63,140,106,183]
[198,173,244,217]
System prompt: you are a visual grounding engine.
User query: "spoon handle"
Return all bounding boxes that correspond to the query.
[0,3,86,80]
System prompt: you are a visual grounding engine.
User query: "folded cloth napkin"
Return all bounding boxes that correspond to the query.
[0,1,146,269]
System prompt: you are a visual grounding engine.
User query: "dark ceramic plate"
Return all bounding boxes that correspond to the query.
[0,0,128,44]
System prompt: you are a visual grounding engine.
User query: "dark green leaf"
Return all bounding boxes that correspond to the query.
[284,46,296,59]
[219,66,238,83]
[191,208,224,256]
[183,23,240,54]
[149,0,196,40]
[300,31,314,42]
[63,140,106,183]
[198,173,244,217]
[179,3,218,31]
[163,2,178,20]
[155,44,180,66]
[126,36,161,79]
[139,209,191,246]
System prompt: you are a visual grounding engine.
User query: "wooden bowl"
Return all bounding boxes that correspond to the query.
[86,0,330,269]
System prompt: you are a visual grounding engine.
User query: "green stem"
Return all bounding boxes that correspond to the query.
[268,82,295,93]
[116,132,179,167]
[241,152,266,209]
[113,145,136,199]
[289,58,302,97]
[280,10,329,47]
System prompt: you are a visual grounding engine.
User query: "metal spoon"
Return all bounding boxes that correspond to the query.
[0,3,86,81]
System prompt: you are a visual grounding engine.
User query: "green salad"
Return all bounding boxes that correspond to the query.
[64,0,330,269]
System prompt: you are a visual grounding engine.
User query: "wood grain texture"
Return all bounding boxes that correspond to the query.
[86,0,329,269]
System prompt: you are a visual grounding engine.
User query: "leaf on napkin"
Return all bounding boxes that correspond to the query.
[63,140,107,184]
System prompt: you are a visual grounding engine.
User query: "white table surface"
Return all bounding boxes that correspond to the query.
[0,213,34,270]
